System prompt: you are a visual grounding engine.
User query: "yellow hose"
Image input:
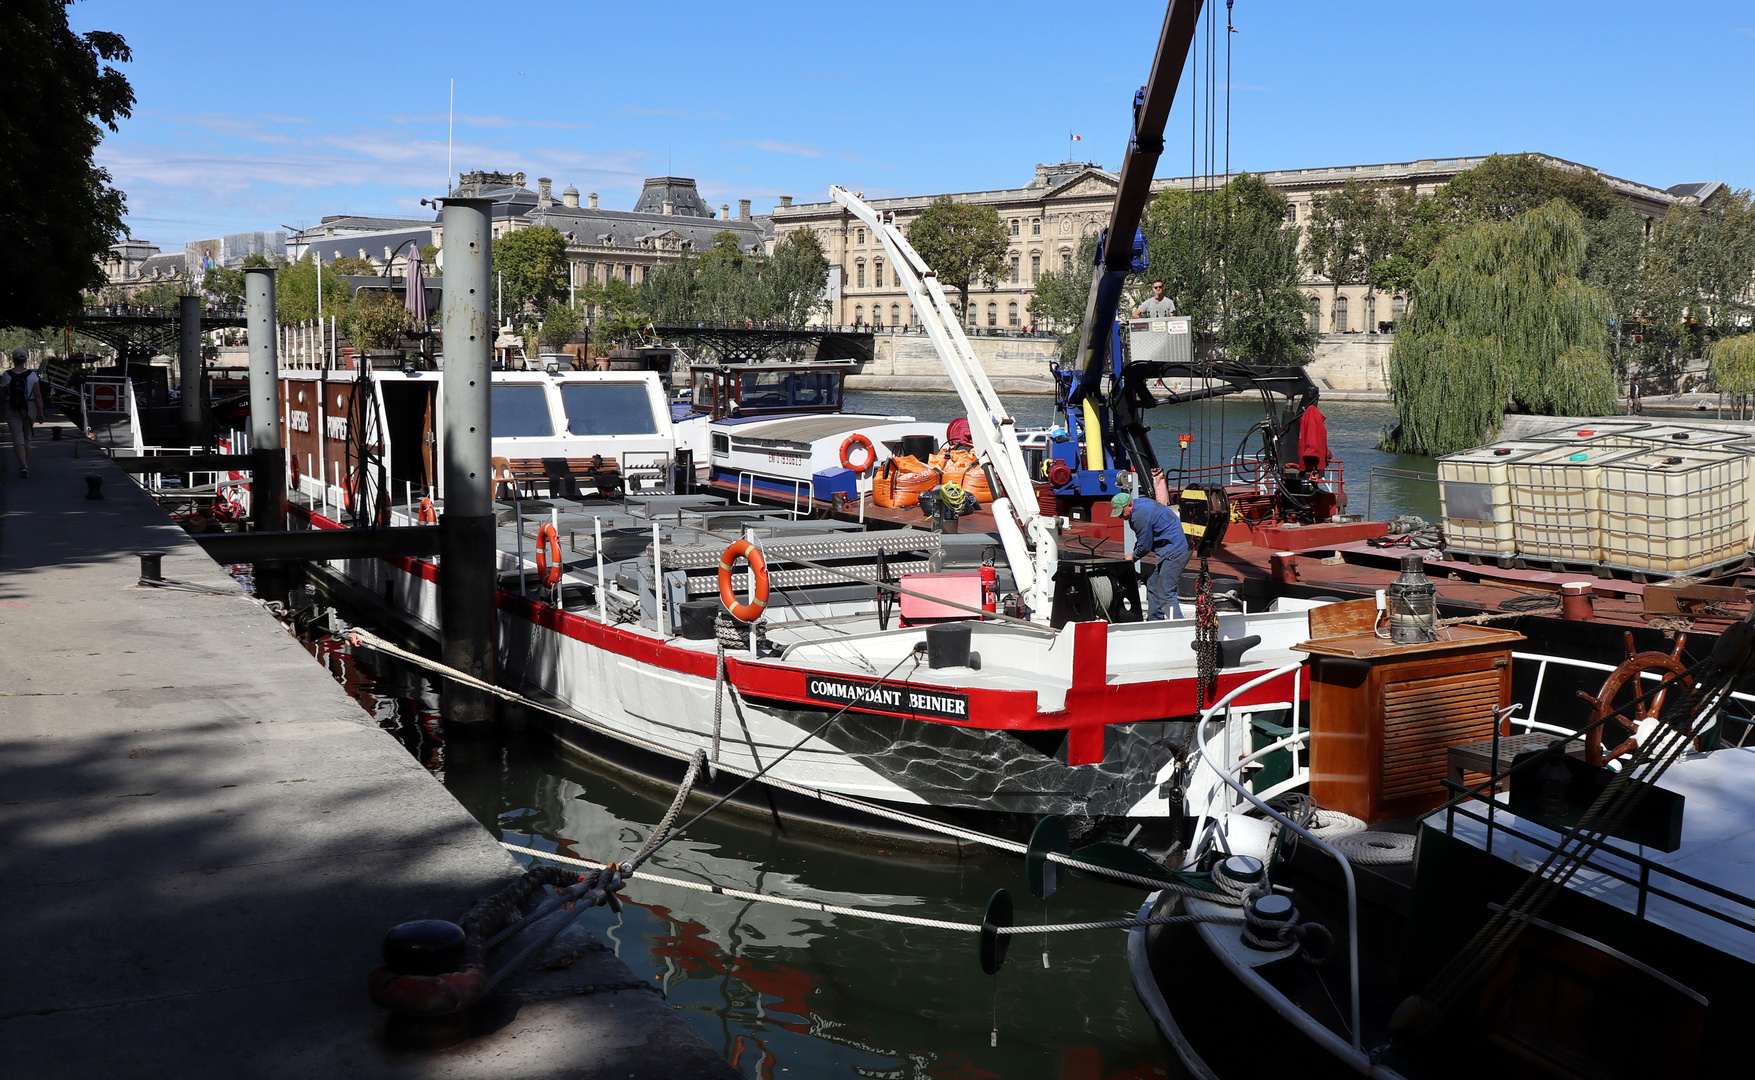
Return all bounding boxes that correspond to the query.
[1081,398,1104,472]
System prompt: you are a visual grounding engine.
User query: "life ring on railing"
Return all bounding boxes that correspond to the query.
[536,523,564,589]
[717,539,769,623]
[289,453,301,490]
[840,433,877,473]
[416,497,437,524]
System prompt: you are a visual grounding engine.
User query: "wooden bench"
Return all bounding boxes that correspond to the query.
[499,456,624,500]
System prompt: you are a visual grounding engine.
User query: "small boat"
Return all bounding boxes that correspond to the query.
[1128,580,1755,1078]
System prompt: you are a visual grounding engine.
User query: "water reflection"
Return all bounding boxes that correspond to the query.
[294,628,1170,1079]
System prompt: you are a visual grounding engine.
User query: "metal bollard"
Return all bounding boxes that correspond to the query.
[84,475,104,500]
[51,426,63,441]
[137,550,166,585]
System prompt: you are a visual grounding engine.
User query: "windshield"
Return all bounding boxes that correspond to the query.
[737,369,841,410]
[490,384,554,437]
[560,382,659,436]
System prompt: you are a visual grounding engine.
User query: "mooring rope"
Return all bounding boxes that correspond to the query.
[498,842,1241,936]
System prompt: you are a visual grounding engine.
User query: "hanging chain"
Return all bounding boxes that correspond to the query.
[1195,557,1219,708]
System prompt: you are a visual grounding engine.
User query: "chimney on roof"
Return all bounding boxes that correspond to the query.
[738,199,751,221]
[562,184,579,208]
[720,204,730,220]
[779,195,793,208]
[662,199,674,216]
[537,177,553,209]
[588,192,599,210]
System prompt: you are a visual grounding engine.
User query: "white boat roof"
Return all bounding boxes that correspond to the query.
[1436,746,1755,965]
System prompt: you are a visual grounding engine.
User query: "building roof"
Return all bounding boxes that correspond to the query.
[526,203,764,254]
[1666,181,1727,204]
[306,214,433,235]
[630,176,714,218]
[300,227,433,267]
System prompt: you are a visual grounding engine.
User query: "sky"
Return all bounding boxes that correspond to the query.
[76,0,1755,251]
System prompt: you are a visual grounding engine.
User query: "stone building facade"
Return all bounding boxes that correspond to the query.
[771,153,1704,336]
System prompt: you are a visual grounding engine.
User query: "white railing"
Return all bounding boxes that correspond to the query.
[1513,651,1755,739]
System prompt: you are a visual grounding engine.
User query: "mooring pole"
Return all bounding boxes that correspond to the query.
[243,267,289,601]
[178,294,204,446]
[438,196,498,729]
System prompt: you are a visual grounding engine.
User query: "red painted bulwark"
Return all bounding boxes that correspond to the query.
[1247,520,1389,550]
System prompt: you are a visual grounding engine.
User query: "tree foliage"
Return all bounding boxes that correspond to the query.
[1709,335,1755,395]
[535,300,579,348]
[1387,200,1616,455]
[1027,235,1098,363]
[346,290,410,351]
[640,229,828,330]
[905,196,1009,317]
[494,225,570,320]
[275,254,354,325]
[0,1,134,325]
[579,278,649,345]
[1303,179,1422,316]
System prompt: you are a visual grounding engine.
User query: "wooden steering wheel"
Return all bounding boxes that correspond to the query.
[1577,632,1693,766]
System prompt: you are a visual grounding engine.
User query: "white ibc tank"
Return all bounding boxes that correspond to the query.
[1436,441,1551,554]
[1521,421,1659,449]
[1508,445,1641,563]
[1598,449,1749,573]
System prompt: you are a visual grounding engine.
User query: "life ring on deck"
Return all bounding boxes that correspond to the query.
[840,433,877,473]
[289,454,301,489]
[536,523,564,589]
[718,539,769,623]
[416,497,437,524]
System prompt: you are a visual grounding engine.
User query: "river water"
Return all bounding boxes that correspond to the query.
[297,390,1440,1078]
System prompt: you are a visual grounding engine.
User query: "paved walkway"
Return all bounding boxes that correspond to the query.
[0,424,734,1078]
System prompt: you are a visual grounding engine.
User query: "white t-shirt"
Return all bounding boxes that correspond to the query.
[1137,296,1177,317]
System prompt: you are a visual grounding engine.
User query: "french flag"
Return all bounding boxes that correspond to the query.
[1070,134,1082,141]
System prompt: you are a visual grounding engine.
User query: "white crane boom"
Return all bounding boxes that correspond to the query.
[830,185,1059,623]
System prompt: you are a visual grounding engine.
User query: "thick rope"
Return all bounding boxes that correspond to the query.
[710,645,725,775]
[500,842,1240,936]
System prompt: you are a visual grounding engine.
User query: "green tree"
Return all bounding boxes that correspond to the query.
[905,196,1008,319]
[536,300,580,349]
[764,229,831,325]
[275,254,353,325]
[346,290,409,351]
[325,255,377,277]
[0,2,134,324]
[1433,153,1618,225]
[1386,200,1616,455]
[1709,334,1755,394]
[640,251,700,325]
[1303,180,1419,330]
[580,278,649,345]
[1027,235,1099,362]
[494,225,569,324]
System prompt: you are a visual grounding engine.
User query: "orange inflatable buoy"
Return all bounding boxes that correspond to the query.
[717,539,769,622]
[840,433,877,473]
[535,522,563,589]
[416,497,437,524]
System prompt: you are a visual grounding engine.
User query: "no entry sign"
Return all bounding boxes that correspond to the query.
[84,380,126,416]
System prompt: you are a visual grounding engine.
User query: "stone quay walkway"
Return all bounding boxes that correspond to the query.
[0,424,735,1079]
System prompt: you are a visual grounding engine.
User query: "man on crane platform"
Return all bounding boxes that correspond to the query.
[1113,484,1189,620]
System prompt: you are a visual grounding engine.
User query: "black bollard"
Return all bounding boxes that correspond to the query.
[137,550,166,585]
[84,475,104,500]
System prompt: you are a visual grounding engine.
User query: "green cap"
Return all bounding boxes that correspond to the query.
[1110,492,1133,513]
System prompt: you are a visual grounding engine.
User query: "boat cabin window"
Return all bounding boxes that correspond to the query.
[491,384,555,437]
[738,369,841,411]
[560,382,659,436]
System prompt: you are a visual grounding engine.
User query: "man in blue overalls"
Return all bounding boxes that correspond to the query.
[1113,488,1190,620]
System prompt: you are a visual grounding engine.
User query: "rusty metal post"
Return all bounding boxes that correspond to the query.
[438,197,497,729]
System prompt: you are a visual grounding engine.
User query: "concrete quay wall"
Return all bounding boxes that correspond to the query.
[0,427,733,1078]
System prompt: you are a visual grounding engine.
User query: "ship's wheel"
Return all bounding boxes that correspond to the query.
[1576,633,1694,766]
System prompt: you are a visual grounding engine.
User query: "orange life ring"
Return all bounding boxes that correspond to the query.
[289,454,301,489]
[416,497,437,524]
[536,522,564,589]
[717,539,769,622]
[840,433,877,473]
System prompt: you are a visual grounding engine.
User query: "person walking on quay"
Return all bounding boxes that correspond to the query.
[1133,279,1177,318]
[2,349,46,478]
[1114,478,1190,620]
[1628,378,1642,415]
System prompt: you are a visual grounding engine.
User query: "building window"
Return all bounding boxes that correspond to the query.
[1030,254,1040,283]
[856,262,866,288]
[1392,295,1406,324]
[1062,252,1073,273]
[1009,255,1019,283]
[911,307,920,328]
[1008,301,1019,327]
[1032,217,1041,236]
[856,228,864,245]
[1010,219,1020,237]
[891,303,901,326]
[624,264,634,284]
[1285,203,1298,223]
[1334,295,1349,333]
[854,304,864,325]
[968,305,979,327]
[1365,295,1377,332]
[872,305,883,328]
[874,259,883,288]
[987,302,998,327]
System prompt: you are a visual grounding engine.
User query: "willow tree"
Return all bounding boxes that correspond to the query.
[1386,200,1617,455]
[1710,334,1755,418]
